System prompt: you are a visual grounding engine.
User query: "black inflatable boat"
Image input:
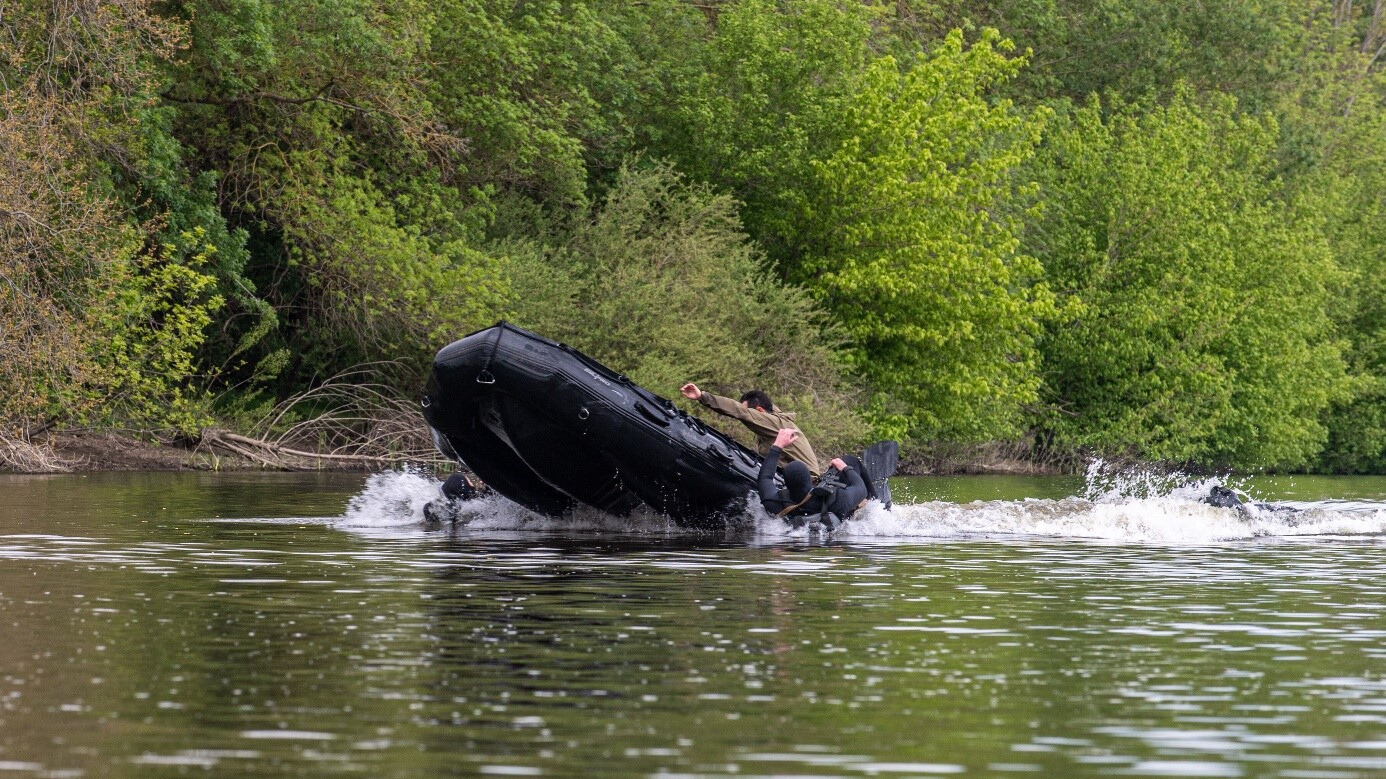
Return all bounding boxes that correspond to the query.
[421,322,770,528]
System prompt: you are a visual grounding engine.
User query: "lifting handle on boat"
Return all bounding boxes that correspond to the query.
[476,324,504,385]
[635,401,670,427]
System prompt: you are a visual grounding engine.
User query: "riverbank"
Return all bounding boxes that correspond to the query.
[4,427,1081,476]
[1,429,425,474]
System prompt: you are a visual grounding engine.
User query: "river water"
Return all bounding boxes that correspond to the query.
[3,469,1386,778]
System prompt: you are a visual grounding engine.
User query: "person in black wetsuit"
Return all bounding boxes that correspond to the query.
[759,429,869,530]
[1201,485,1298,517]
[423,472,485,523]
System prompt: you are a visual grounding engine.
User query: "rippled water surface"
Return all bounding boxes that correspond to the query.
[3,470,1386,778]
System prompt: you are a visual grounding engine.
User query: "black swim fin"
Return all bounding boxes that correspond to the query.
[860,440,899,509]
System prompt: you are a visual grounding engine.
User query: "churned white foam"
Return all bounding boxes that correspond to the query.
[338,469,749,534]
[826,485,1386,540]
[1082,458,1237,504]
[835,497,1266,542]
[337,468,591,530]
[340,469,442,527]
[339,467,1386,541]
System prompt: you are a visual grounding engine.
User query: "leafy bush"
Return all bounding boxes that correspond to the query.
[87,231,227,435]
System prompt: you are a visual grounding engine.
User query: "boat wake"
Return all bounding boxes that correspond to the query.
[339,467,1386,542]
[340,469,708,535]
[842,495,1386,542]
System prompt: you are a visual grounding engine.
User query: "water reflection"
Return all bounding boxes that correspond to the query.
[2,473,1386,777]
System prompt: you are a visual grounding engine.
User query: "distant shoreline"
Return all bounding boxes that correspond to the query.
[5,428,1077,477]
[3,430,400,474]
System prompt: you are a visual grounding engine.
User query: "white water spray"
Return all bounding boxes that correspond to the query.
[339,465,1386,542]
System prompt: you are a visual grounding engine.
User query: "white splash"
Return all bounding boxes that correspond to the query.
[339,467,1386,543]
[339,469,442,527]
[835,460,1386,542]
[337,469,746,535]
[835,497,1386,542]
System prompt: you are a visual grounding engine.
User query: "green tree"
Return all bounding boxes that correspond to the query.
[798,30,1054,442]
[650,0,877,261]
[0,0,228,439]
[90,232,227,435]
[0,85,128,436]
[896,0,1303,109]
[631,2,1055,441]
[1030,92,1350,469]
[427,0,635,207]
[162,0,507,379]
[1274,1,1386,472]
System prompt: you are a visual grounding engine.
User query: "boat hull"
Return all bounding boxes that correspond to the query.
[422,323,766,528]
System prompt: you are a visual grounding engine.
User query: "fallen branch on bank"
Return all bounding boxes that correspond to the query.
[199,428,414,469]
[0,434,72,473]
[200,363,450,470]
[215,430,399,462]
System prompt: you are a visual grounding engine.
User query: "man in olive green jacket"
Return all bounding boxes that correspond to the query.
[679,383,822,478]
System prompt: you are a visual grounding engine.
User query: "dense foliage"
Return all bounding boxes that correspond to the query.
[1030,93,1348,468]
[1,0,1383,472]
